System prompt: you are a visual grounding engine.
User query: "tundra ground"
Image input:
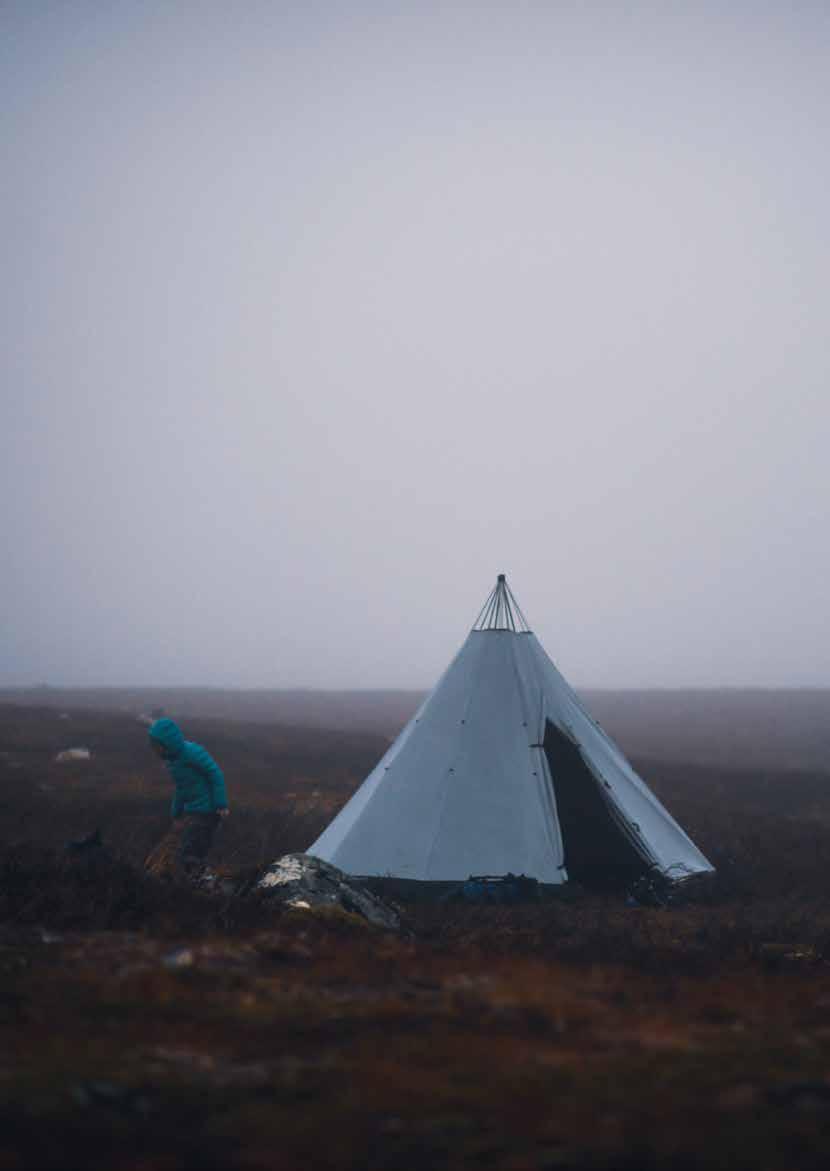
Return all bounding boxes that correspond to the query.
[2,698,830,1170]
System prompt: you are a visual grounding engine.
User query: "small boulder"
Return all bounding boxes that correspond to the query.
[65,828,103,853]
[162,947,195,970]
[55,747,92,762]
[257,853,400,930]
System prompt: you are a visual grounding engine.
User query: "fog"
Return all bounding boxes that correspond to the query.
[3,1,829,689]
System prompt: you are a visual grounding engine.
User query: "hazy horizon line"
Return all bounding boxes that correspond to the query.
[3,682,830,696]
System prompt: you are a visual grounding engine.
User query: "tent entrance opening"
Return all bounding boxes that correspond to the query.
[543,720,651,889]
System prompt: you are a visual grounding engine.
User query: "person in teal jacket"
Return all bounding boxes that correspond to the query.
[146,718,229,878]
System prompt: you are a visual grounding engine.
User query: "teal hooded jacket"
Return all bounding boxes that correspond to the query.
[148,718,228,818]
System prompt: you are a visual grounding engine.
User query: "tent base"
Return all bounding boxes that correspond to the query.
[362,875,579,904]
[359,869,708,904]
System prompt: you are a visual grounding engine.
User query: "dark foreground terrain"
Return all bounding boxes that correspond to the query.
[3,699,830,1170]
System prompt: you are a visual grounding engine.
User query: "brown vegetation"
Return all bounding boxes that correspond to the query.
[2,699,830,1170]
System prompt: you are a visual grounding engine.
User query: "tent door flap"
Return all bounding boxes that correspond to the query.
[543,719,652,889]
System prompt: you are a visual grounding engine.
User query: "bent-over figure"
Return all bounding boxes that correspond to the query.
[145,717,229,880]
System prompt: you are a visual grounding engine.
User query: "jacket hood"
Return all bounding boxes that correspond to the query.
[148,717,185,757]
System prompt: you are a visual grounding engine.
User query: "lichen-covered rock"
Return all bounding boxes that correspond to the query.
[257,853,400,930]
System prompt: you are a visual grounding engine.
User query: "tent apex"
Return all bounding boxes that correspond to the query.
[473,573,531,633]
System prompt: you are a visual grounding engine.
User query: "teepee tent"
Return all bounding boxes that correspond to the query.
[309,576,713,886]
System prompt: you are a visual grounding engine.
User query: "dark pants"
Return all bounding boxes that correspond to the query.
[180,812,220,873]
[145,813,220,880]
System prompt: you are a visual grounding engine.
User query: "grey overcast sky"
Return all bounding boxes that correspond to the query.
[2,1,829,689]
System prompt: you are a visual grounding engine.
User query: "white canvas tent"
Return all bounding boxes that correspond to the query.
[309,576,713,886]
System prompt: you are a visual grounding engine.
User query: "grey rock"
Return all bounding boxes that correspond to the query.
[257,853,400,930]
[54,747,92,762]
[162,947,195,970]
[72,1080,153,1116]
